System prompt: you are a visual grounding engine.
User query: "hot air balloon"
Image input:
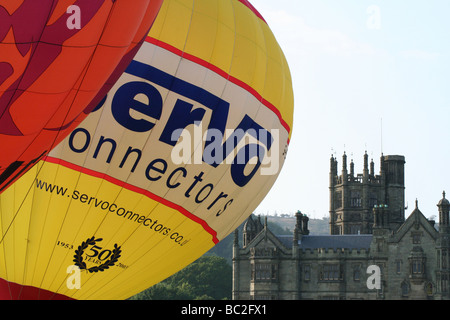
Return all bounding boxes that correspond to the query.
[0,0,294,299]
[0,0,163,193]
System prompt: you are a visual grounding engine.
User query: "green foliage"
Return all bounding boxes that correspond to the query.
[129,255,231,300]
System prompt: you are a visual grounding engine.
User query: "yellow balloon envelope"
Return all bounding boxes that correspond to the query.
[0,0,294,299]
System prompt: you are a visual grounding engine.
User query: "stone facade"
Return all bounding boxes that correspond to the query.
[232,154,450,300]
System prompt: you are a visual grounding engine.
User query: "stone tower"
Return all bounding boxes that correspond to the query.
[436,191,450,298]
[329,152,405,235]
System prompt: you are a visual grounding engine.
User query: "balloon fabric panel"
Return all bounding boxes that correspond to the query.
[0,0,293,300]
[0,0,163,193]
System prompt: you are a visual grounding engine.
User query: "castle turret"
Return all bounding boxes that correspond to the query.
[330,154,337,182]
[363,151,369,180]
[362,151,370,233]
[436,191,450,299]
[329,155,337,234]
[295,210,310,240]
[370,158,375,177]
[350,158,355,178]
[438,191,450,233]
[342,152,348,183]
[382,155,405,229]
[329,152,405,235]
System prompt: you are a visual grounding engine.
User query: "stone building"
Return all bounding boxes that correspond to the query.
[329,152,405,235]
[232,153,450,300]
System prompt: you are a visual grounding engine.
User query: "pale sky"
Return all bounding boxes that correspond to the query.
[252,0,450,219]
